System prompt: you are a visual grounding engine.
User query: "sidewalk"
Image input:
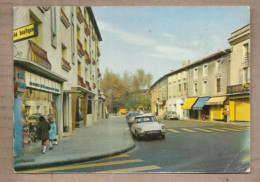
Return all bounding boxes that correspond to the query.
[14,116,135,172]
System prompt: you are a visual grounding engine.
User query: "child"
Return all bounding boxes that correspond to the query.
[48,117,57,150]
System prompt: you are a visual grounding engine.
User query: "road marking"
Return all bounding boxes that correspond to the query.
[221,128,242,132]
[102,154,130,160]
[98,165,161,173]
[20,159,143,173]
[168,129,180,133]
[208,128,227,132]
[194,128,212,133]
[181,128,196,133]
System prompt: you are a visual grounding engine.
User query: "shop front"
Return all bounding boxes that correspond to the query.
[181,97,198,120]
[191,97,210,120]
[206,96,227,121]
[229,95,250,122]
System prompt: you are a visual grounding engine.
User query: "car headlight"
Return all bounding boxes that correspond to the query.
[136,128,142,132]
[161,125,166,129]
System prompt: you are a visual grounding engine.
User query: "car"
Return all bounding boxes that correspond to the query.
[164,111,179,120]
[120,108,128,115]
[126,112,140,127]
[130,114,165,140]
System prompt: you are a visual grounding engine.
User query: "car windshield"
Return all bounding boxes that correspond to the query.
[136,116,157,123]
[130,113,140,117]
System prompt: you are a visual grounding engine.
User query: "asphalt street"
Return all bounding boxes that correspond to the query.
[22,118,250,173]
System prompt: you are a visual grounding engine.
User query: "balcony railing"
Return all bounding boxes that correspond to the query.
[76,7,84,24]
[97,68,101,77]
[61,58,71,72]
[92,58,96,65]
[78,75,86,88]
[77,39,85,57]
[242,53,250,68]
[84,19,90,36]
[85,51,91,64]
[85,80,92,91]
[92,83,96,89]
[60,8,70,28]
[97,47,101,57]
[227,83,250,94]
[29,40,52,70]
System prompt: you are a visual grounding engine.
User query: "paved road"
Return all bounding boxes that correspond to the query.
[23,119,250,173]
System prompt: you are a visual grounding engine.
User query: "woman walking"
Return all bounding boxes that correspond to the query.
[37,116,51,154]
[48,117,57,150]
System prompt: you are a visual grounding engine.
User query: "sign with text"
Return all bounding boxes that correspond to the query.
[13,24,38,42]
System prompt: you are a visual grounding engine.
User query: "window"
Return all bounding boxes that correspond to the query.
[194,68,198,79]
[178,84,182,92]
[216,78,221,92]
[216,60,221,73]
[194,83,198,95]
[244,67,250,83]
[243,43,249,60]
[51,7,57,48]
[85,68,88,81]
[85,39,88,51]
[78,61,81,76]
[183,83,187,91]
[203,64,208,77]
[71,7,75,64]
[203,81,207,95]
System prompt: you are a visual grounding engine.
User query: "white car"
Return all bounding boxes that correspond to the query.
[131,114,166,140]
[164,111,179,120]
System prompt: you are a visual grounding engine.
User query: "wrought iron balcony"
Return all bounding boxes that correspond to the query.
[60,8,70,28]
[61,58,71,72]
[85,80,92,91]
[28,40,52,70]
[78,75,86,88]
[85,51,91,64]
[77,39,85,57]
[84,19,90,36]
[76,7,84,24]
[97,47,101,57]
[227,83,250,94]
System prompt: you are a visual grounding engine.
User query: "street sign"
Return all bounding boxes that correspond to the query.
[13,24,38,42]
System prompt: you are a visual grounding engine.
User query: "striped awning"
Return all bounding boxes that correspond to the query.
[181,97,198,110]
[206,97,226,105]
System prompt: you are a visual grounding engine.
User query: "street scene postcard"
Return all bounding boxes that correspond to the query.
[13,6,250,173]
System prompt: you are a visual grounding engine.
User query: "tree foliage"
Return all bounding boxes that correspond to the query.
[101,68,153,113]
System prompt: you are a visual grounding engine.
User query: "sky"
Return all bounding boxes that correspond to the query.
[92,7,250,84]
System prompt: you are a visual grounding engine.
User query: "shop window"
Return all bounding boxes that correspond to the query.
[51,7,57,48]
[87,96,92,114]
[216,78,221,92]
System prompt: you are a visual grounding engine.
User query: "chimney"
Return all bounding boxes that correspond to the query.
[182,61,186,67]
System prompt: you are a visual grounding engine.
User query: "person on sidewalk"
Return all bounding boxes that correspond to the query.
[48,117,57,149]
[37,115,51,154]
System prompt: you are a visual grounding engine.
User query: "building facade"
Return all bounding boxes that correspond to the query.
[13,6,105,156]
[227,24,250,122]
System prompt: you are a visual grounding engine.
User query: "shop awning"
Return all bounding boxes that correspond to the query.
[181,97,198,110]
[192,97,210,110]
[206,97,226,105]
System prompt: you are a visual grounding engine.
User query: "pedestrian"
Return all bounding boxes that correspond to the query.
[48,117,57,149]
[36,115,51,154]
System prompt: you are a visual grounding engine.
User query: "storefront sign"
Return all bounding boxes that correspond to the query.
[25,71,61,94]
[14,67,26,93]
[13,24,38,42]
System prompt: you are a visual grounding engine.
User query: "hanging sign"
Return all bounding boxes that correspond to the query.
[13,24,38,42]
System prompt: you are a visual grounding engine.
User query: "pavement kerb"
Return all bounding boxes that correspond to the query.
[179,119,250,127]
[14,142,135,172]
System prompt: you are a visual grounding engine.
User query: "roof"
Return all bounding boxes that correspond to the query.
[150,49,231,90]
[86,7,102,41]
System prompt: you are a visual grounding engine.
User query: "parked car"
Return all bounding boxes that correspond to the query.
[126,112,140,127]
[131,114,165,140]
[164,111,179,120]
